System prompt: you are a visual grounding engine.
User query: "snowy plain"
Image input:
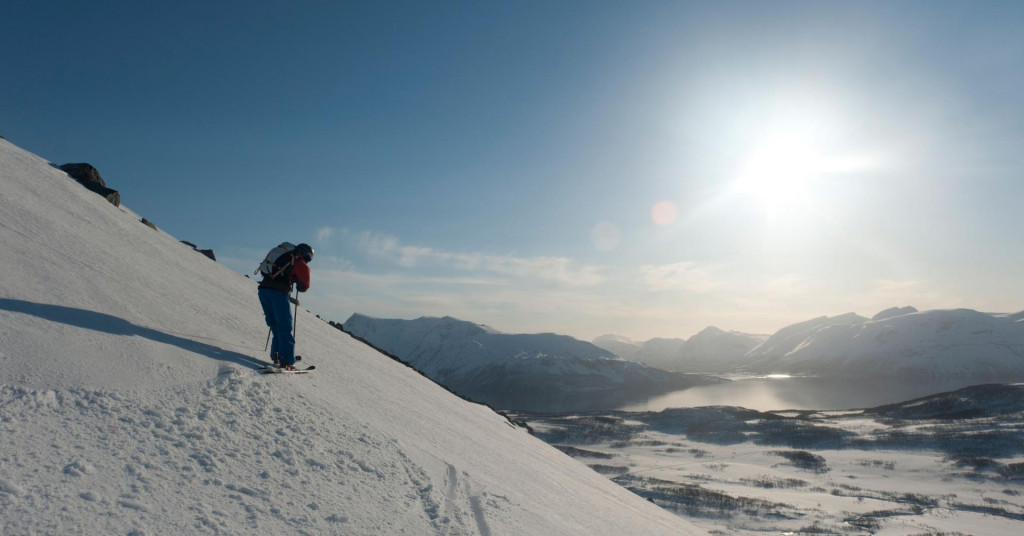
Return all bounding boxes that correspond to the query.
[512,384,1024,535]
[0,137,702,535]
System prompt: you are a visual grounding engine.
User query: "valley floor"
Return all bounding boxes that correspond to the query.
[510,384,1024,535]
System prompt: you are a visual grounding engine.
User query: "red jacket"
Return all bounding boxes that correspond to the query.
[292,257,311,292]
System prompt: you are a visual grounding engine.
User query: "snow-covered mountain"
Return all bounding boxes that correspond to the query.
[631,337,686,369]
[0,137,701,534]
[343,314,715,411]
[600,306,1024,379]
[591,333,642,359]
[602,328,766,373]
[744,312,869,362]
[680,326,767,371]
[741,308,1024,378]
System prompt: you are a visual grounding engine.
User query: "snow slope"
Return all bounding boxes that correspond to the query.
[343,314,711,412]
[742,308,1024,377]
[0,138,700,534]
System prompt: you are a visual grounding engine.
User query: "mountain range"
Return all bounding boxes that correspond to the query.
[740,307,1024,377]
[342,307,1024,413]
[343,314,716,412]
[593,307,1024,379]
[594,328,767,373]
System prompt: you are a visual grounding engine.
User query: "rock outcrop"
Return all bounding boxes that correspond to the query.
[58,163,120,206]
[181,240,216,261]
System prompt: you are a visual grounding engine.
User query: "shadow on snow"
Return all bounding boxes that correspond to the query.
[0,298,266,370]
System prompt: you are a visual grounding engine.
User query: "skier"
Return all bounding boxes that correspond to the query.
[257,242,313,371]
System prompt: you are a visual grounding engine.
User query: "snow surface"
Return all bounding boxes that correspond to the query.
[0,138,701,534]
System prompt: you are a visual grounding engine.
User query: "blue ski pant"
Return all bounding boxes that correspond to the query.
[258,288,296,366]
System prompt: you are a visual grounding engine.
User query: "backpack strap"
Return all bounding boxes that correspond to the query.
[268,252,295,280]
[253,254,269,276]
[255,242,296,278]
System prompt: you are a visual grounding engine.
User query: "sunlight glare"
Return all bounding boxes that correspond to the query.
[735,135,825,216]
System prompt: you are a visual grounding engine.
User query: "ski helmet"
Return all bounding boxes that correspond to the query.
[296,243,314,262]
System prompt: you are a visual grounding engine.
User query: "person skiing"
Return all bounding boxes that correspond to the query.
[257,242,313,371]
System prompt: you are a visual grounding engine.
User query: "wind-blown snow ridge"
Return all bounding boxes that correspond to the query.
[0,138,699,534]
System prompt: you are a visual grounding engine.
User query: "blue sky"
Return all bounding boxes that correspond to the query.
[4,1,1023,340]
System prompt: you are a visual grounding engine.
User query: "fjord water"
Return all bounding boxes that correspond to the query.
[618,375,1024,412]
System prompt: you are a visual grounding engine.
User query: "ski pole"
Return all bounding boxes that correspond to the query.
[293,287,299,338]
[264,327,272,351]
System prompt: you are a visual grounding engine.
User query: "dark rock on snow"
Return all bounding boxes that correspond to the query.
[180,241,216,262]
[58,163,121,206]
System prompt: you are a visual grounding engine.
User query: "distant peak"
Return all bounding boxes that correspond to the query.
[829,312,869,325]
[593,334,639,344]
[872,306,918,321]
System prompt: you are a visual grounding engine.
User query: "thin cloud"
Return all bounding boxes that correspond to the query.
[640,261,722,293]
[316,226,334,243]
[345,229,607,287]
[222,232,805,338]
[861,278,950,311]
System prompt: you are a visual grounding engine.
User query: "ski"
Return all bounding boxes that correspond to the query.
[259,365,315,374]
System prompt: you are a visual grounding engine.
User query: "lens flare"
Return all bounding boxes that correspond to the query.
[651,201,678,226]
[591,222,621,251]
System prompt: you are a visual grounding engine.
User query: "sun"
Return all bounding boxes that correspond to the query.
[734,134,826,217]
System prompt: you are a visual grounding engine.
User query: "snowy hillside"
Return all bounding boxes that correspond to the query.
[343,314,715,412]
[631,337,686,370]
[679,327,767,371]
[0,138,701,534]
[608,328,765,373]
[741,308,1024,378]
